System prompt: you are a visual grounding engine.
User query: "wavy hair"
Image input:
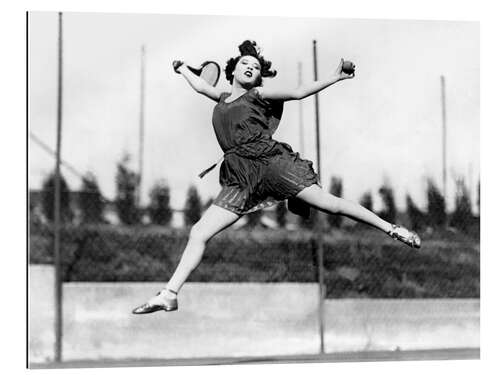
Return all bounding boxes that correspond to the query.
[224,40,277,86]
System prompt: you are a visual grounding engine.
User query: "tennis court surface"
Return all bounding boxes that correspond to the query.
[31,348,479,368]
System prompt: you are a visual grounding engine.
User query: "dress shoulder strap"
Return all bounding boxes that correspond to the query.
[219,92,231,102]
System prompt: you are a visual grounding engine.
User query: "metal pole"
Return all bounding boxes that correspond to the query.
[138,45,145,206]
[440,75,447,215]
[298,62,305,155]
[313,42,322,178]
[53,11,64,363]
[313,39,325,354]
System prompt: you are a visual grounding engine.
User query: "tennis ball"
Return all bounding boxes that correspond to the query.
[342,60,355,75]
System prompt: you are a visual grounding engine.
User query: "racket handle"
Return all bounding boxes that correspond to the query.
[172,60,184,73]
[187,65,202,76]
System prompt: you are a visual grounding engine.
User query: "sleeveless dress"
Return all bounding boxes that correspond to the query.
[211,88,319,215]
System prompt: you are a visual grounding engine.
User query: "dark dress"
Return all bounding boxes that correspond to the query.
[211,88,319,215]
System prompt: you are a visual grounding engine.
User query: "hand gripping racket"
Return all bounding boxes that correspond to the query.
[173,60,221,87]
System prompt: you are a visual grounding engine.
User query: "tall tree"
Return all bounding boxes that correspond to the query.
[378,180,396,223]
[327,176,343,228]
[245,209,263,229]
[184,185,202,227]
[359,191,373,211]
[477,180,480,216]
[276,201,288,228]
[41,171,73,223]
[79,173,104,224]
[450,177,473,232]
[406,194,425,231]
[299,208,318,230]
[115,153,141,225]
[426,178,446,228]
[148,180,173,226]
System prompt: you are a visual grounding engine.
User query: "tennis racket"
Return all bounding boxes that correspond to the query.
[173,60,221,87]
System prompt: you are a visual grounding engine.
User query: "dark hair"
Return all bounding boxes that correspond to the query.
[224,40,277,85]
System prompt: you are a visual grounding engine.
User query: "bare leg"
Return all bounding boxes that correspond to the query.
[132,204,241,313]
[164,205,241,296]
[295,184,393,233]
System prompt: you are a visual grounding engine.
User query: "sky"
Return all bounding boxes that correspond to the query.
[28,12,479,212]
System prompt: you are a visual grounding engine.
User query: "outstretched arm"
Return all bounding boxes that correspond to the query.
[173,61,224,102]
[257,59,354,102]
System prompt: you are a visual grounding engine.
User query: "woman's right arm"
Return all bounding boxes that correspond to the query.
[173,61,224,102]
[258,59,354,102]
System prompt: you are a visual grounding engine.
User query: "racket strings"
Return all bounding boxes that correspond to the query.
[200,63,220,86]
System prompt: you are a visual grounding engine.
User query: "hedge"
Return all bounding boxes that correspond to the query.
[29,223,479,298]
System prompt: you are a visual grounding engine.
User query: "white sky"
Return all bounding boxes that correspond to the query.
[28,12,479,211]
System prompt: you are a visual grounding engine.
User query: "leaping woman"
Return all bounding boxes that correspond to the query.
[132,40,421,314]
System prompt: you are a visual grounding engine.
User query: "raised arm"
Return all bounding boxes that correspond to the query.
[257,59,355,102]
[173,61,224,102]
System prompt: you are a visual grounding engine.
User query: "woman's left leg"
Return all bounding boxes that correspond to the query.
[295,184,392,233]
[295,184,420,247]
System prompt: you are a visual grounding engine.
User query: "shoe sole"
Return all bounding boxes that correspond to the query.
[132,304,178,314]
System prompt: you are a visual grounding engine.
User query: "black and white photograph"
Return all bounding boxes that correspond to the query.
[26,4,484,371]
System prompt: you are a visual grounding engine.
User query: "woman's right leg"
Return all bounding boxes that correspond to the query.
[164,204,241,297]
[132,204,241,313]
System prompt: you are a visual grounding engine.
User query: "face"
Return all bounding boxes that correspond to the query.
[232,55,262,87]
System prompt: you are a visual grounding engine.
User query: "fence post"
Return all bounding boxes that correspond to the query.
[313,39,325,354]
[53,11,64,363]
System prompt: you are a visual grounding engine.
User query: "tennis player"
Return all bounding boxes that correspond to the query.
[132,40,421,314]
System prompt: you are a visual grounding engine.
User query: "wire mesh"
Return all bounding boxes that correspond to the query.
[29,186,479,297]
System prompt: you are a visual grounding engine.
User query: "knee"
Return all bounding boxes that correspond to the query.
[189,222,210,244]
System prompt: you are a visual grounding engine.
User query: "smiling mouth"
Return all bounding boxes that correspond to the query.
[244,71,253,77]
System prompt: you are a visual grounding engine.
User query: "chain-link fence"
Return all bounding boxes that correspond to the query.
[29,181,480,298]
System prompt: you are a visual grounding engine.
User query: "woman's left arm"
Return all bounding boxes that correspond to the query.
[258,59,354,102]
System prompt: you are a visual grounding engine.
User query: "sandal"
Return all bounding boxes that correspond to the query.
[132,289,178,314]
[388,224,421,249]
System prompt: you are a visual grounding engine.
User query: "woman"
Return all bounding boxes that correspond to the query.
[132,40,421,314]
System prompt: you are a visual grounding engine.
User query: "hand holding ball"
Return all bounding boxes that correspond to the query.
[341,60,355,75]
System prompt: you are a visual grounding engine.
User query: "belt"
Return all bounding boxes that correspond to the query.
[198,140,276,179]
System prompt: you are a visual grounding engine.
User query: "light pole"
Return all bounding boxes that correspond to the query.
[138,45,146,206]
[313,39,325,354]
[440,75,447,216]
[53,11,64,363]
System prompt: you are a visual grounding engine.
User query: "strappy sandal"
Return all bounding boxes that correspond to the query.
[388,224,421,249]
[132,289,178,314]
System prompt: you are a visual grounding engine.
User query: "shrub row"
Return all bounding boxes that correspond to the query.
[29,224,480,298]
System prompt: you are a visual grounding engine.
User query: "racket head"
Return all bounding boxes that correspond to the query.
[198,61,221,87]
